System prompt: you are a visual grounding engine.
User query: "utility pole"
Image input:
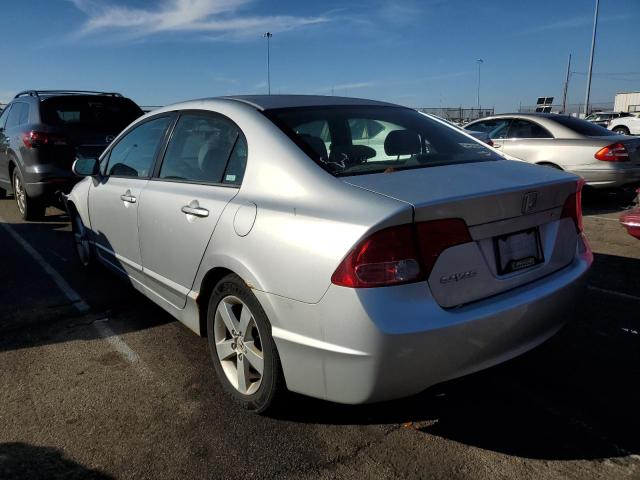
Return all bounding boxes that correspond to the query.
[583,0,599,116]
[476,59,483,110]
[561,53,572,114]
[263,32,273,95]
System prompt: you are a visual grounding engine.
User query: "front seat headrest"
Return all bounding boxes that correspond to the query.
[384,130,421,156]
[299,134,328,161]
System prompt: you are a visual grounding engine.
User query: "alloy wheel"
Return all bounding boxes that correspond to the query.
[13,173,26,215]
[213,295,264,395]
[73,215,91,266]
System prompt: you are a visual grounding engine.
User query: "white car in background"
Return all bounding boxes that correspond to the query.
[608,114,640,136]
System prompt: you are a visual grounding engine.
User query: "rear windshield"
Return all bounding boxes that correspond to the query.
[40,96,143,131]
[265,106,501,177]
[550,115,616,136]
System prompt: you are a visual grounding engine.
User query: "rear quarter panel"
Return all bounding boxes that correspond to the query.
[505,138,609,170]
[189,102,412,306]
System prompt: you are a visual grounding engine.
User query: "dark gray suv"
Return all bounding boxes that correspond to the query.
[0,90,143,219]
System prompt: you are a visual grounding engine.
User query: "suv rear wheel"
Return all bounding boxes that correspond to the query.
[12,168,45,221]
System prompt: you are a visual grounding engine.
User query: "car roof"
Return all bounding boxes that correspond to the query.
[219,95,399,111]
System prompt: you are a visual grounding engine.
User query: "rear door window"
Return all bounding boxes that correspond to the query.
[158,113,244,184]
[6,103,28,129]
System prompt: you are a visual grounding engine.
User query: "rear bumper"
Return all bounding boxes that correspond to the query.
[573,166,640,188]
[21,164,79,200]
[260,239,592,404]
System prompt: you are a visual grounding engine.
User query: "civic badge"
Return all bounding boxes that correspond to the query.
[522,191,538,214]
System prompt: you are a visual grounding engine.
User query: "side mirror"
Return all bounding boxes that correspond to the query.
[72,156,100,177]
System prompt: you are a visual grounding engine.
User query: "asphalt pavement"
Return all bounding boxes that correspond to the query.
[1,190,639,480]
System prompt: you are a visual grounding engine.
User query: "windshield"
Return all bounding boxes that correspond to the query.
[551,115,617,137]
[265,106,500,177]
[40,96,143,131]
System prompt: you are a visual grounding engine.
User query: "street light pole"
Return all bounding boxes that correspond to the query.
[561,53,572,114]
[583,0,599,116]
[263,32,273,95]
[476,59,483,110]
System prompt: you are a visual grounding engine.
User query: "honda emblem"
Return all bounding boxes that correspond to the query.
[522,192,538,214]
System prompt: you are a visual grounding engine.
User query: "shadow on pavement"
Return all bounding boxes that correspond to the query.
[583,186,638,215]
[0,442,114,480]
[0,215,174,352]
[272,252,640,462]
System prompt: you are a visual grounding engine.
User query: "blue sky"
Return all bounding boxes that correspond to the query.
[1,0,639,112]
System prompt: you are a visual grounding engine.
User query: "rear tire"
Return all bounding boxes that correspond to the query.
[206,274,285,414]
[613,126,630,135]
[12,168,45,221]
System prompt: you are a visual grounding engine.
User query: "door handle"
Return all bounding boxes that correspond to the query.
[492,143,501,148]
[181,205,209,217]
[120,190,137,203]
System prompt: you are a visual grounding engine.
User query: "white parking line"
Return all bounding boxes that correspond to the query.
[587,285,640,302]
[93,318,152,376]
[0,215,149,374]
[0,217,89,313]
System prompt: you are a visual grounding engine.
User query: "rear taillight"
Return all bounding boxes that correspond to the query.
[22,130,66,148]
[594,142,629,162]
[331,219,472,288]
[416,219,472,274]
[23,131,50,148]
[561,179,585,233]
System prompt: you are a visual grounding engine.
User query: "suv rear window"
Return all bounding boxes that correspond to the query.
[265,106,500,177]
[550,115,616,137]
[40,96,143,131]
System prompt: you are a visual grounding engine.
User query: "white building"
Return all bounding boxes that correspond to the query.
[614,91,640,113]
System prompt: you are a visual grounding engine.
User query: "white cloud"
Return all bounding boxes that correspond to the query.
[68,0,329,40]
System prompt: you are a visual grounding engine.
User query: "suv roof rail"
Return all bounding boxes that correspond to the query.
[13,90,123,99]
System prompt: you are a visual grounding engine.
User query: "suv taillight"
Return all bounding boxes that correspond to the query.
[594,142,629,162]
[331,219,472,288]
[561,179,585,233]
[22,131,66,148]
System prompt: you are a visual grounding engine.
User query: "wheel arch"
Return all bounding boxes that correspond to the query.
[535,161,563,170]
[612,125,630,134]
[196,267,236,337]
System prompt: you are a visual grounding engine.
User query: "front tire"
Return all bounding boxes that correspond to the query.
[207,274,284,414]
[613,126,630,135]
[71,209,94,268]
[12,168,44,221]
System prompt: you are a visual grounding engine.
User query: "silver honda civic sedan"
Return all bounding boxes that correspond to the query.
[67,95,592,412]
[464,113,640,189]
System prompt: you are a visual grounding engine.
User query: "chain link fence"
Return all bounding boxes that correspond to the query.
[415,107,495,124]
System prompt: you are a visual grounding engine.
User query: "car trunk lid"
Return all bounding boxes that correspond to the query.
[343,160,581,307]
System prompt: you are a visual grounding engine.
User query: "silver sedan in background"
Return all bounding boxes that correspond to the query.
[465,113,640,189]
[67,96,592,413]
